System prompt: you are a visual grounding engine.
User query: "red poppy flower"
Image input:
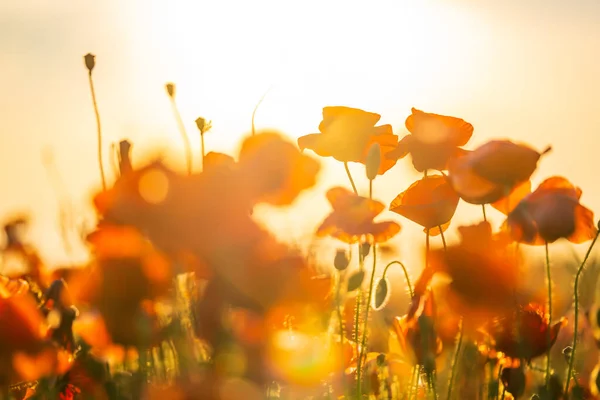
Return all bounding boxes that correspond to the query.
[387,108,473,172]
[317,187,401,244]
[484,303,566,361]
[448,140,550,205]
[389,175,460,235]
[505,176,597,245]
[298,106,398,175]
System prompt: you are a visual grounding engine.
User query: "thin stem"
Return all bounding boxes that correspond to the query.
[88,72,106,191]
[382,261,413,297]
[426,229,430,267]
[170,98,193,175]
[335,272,345,380]
[446,319,463,400]
[482,204,487,222]
[200,132,205,171]
[408,365,418,400]
[369,179,373,199]
[344,162,358,195]
[544,242,552,388]
[251,87,272,136]
[357,244,377,397]
[430,371,438,399]
[439,226,447,252]
[501,387,506,399]
[565,231,600,393]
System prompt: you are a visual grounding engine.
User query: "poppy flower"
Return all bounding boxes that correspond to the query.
[386,108,473,172]
[448,140,550,205]
[317,187,401,244]
[411,221,520,327]
[389,174,460,235]
[484,303,566,361]
[238,131,321,206]
[203,151,236,171]
[298,106,398,175]
[505,176,597,245]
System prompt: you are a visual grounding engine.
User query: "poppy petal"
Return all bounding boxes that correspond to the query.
[406,108,473,146]
[369,221,401,243]
[448,152,505,204]
[569,203,597,244]
[491,181,532,215]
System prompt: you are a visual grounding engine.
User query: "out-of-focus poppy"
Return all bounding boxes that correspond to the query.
[387,108,473,172]
[411,222,520,328]
[484,303,566,361]
[317,187,401,244]
[1,214,45,288]
[389,175,460,235]
[505,176,597,245]
[203,151,236,171]
[500,366,527,399]
[298,106,398,175]
[448,140,550,205]
[238,131,321,206]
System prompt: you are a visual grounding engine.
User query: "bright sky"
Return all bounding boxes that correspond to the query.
[1,0,600,269]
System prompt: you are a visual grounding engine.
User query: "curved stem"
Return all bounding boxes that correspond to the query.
[481,204,487,222]
[357,244,377,397]
[382,261,413,297]
[565,231,600,393]
[88,72,106,191]
[344,162,358,195]
[446,319,463,400]
[251,87,272,136]
[439,226,447,252]
[544,242,552,387]
[170,99,193,175]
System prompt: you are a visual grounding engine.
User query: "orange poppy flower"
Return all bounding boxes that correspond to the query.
[448,140,550,205]
[317,187,401,244]
[389,175,460,235]
[505,176,597,245]
[203,151,236,171]
[411,222,520,327]
[386,108,473,172]
[298,106,398,175]
[484,303,566,361]
[238,131,321,206]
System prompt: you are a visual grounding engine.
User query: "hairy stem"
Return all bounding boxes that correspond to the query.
[446,319,463,400]
[357,245,377,397]
[545,242,552,387]
[88,72,106,191]
[382,261,413,297]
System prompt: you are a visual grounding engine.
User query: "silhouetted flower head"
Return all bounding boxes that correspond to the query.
[165,82,175,98]
[84,53,95,72]
[505,176,597,245]
[387,108,473,172]
[390,174,460,235]
[298,106,398,175]
[317,187,401,244]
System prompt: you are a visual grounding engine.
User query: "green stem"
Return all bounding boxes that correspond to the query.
[88,71,106,191]
[344,162,358,195]
[431,370,438,399]
[336,272,345,380]
[545,242,552,388]
[357,244,377,397]
[565,231,600,393]
[446,319,463,400]
[482,204,487,222]
[439,226,447,252]
[381,261,413,297]
[408,365,418,400]
[170,98,193,175]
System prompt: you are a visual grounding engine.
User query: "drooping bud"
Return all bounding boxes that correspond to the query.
[372,277,390,310]
[501,366,526,399]
[195,117,206,134]
[562,346,573,362]
[347,270,365,292]
[165,83,176,98]
[365,142,381,180]
[360,242,371,258]
[84,53,96,72]
[334,249,349,271]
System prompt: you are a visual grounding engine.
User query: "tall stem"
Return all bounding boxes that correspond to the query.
[88,72,106,191]
[344,162,358,195]
[482,204,487,222]
[170,99,193,175]
[369,179,373,199]
[565,232,600,393]
[382,261,413,297]
[336,272,345,379]
[544,242,552,387]
[439,226,447,252]
[357,244,377,398]
[200,132,205,171]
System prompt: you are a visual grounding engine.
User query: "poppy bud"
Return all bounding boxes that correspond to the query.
[366,143,381,181]
[195,117,206,133]
[376,353,386,367]
[361,242,372,258]
[84,53,95,72]
[334,249,350,271]
[501,366,526,398]
[165,83,176,98]
[562,346,573,362]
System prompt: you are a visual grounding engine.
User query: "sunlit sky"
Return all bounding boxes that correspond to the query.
[2,0,600,269]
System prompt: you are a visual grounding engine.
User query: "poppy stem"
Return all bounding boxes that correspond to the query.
[369,179,373,200]
[565,231,600,394]
[200,132,205,171]
[251,86,272,136]
[87,71,106,191]
[357,244,377,398]
[335,271,345,383]
[382,261,413,297]
[169,97,193,175]
[482,204,487,222]
[344,162,358,195]
[408,365,417,400]
[439,226,447,252]
[544,242,552,388]
[446,318,463,400]
[501,387,506,399]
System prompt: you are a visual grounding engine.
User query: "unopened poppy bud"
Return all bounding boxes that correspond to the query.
[562,346,573,361]
[334,250,349,271]
[376,353,386,367]
[501,367,526,398]
[165,83,176,98]
[195,117,206,133]
[365,143,381,180]
[84,53,95,72]
[361,242,371,258]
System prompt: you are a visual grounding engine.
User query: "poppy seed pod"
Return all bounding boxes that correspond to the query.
[195,117,206,133]
[165,83,176,98]
[366,143,381,180]
[84,53,95,72]
[334,249,350,271]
